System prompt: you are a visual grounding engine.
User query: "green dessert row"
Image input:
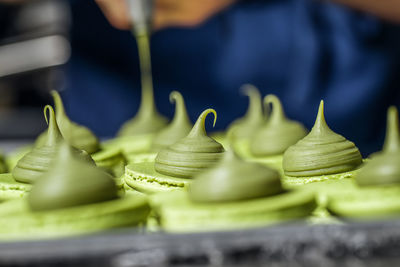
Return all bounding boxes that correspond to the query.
[327,106,400,219]
[7,91,126,175]
[0,141,149,240]
[123,98,363,196]
[1,21,370,238]
[0,104,126,202]
[2,84,399,237]
[121,104,319,232]
[123,108,224,193]
[150,149,317,232]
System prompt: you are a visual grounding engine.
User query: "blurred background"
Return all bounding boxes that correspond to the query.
[1,0,400,156]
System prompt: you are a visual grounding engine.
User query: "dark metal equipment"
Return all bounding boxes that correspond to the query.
[0,0,70,139]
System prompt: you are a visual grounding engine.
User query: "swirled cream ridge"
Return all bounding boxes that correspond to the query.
[155,109,225,178]
[12,106,94,184]
[283,100,362,177]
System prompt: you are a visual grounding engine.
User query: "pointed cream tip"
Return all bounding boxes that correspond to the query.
[317,100,325,120]
[189,108,217,137]
[200,108,217,128]
[388,106,398,118]
[319,100,324,111]
[211,109,217,128]
[240,84,258,96]
[264,94,285,120]
[264,94,279,105]
[43,105,54,125]
[169,91,180,104]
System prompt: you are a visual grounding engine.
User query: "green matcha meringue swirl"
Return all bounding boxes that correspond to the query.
[283,100,362,177]
[151,91,192,151]
[12,105,94,184]
[250,94,308,156]
[155,109,225,178]
[355,106,400,187]
[28,142,118,212]
[52,90,100,154]
[227,84,265,139]
[189,150,284,203]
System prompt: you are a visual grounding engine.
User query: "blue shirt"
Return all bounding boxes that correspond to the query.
[64,0,400,156]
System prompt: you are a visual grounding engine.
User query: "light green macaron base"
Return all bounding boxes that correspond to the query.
[0,195,150,241]
[120,185,160,232]
[282,167,361,188]
[0,173,31,201]
[327,184,400,219]
[151,189,316,232]
[124,162,191,194]
[1,169,123,199]
[280,161,365,221]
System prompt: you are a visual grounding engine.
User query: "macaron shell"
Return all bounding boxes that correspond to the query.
[0,173,31,200]
[124,162,191,194]
[327,185,400,219]
[151,189,316,232]
[0,195,150,240]
[282,167,361,187]
[102,134,154,155]
[282,171,361,223]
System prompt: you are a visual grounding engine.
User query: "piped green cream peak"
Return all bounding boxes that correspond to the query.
[265,94,285,124]
[250,94,308,156]
[383,106,400,153]
[12,105,94,184]
[151,91,192,150]
[51,90,100,154]
[283,100,362,177]
[189,149,283,203]
[356,106,400,187]
[44,105,63,146]
[227,84,264,139]
[154,108,225,178]
[0,152,7,174]
[28,142,118,212]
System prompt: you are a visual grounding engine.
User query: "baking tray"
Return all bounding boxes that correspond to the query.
[1,220,400,267]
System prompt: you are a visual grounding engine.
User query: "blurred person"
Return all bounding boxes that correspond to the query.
[2,0,400,155]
